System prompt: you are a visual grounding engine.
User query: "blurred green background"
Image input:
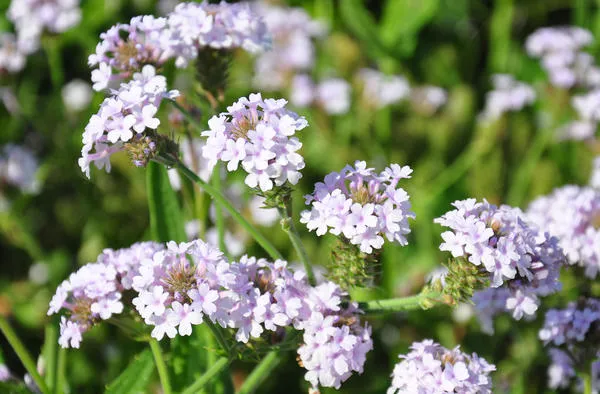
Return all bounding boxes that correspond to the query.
[1,0,598,392]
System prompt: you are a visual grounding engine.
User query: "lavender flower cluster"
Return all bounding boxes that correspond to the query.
[0,144,40,195]
[301,161,414,254]
[202,93,307,191]
[527,185,600,278]
[563,89,600,141]
[79,65,179,177]
[387,339,495,393]
[48,239,372,390]
[435,199,565,332]
[526,26,600,88]
[253,2,325,91]
[538,299,600,390]
[480,74,536,120]
[89,1,270,91]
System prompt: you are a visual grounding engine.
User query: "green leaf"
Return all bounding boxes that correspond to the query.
[105,350,154,394]
[338,0,390,60]
[380,0,439,56]
[146,161,187,242]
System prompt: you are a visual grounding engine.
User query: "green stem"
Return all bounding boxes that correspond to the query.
[359,291,444,314]
[206,321,230,355]
[54,348,66,394]
[277,198,316,286]
[173,160,283,261]
[42,326,56,391]
[506,126,553,206]
[0,317,50,394]
[212,165,228,258]
[181,357,230,394]
[42,37,64,89]
[489,0,513,73]
[582,371,592,394]
[149,339,172,394]
[237,351,280,394]
[169,100,204,132]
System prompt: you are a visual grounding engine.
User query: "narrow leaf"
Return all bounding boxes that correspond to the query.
[146,161,186,242]
[105,350,154,394]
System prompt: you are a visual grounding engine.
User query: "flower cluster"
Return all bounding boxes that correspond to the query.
[526,26,600,88]
[526,185,600,278]
[387,339,495,393]
[0,144,40,195]
[79,65,179,177]
[290,75,351,115]
[409,85,448,114]
[358,68,411,109]
[301,161,415,254]
[49,239,372,389]
[562,89,600,141]
[253,2,325,90]
[480,74,536,120]
[435,199,565,331]
[47,241,164,348]
[8,0,81,55]
[538,299,600,390]
[89,2,270,91]
[202,93,307,191]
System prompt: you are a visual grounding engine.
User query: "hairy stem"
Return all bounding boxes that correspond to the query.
[359,291,444,314]
[0,316,50,394]
[212,165,229,258]
[237,350,281,394]
[173,160,283,261]
[149,339,172,394]
[277,197,316,286]
[181,357,230,394]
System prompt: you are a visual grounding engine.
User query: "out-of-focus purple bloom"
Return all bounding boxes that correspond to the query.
[0,144,40,195]
[481,74,536,120]
[0,33,27,74]
[358,68,410,109]
[290,75,351,115]
[301,161,414,253]
[527,185,600,278]
[387,339,495,394]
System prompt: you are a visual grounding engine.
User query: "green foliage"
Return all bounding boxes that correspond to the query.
[105,350,154,394]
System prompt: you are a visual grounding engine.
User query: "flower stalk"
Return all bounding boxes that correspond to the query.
[149,338,172,394]
[359,290,446,314]
[181,356,230,394]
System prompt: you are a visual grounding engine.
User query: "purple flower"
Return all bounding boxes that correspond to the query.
[301,161,415,253]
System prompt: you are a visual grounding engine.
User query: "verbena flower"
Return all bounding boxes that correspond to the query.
[435,199,565,332]
[62,79,93,112]
[201,93,307,191]
[358,68,411,109]
[480,74,536,120]
[48,241,165,348]
[79,65,179,177]
[526,26,600,88]
[8,0,81,54]
[538,299,600,390]
[50,238,372,389]
[526,185,600,278]
[89,2,270,91]
[253,2,325,90]
[387,339,495,394]
[301,161,414,254]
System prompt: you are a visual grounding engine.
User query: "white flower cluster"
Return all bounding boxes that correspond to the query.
[481,74,536,120]
[290,75,351,115]
[253,2,325,90]
[79,65,179,178]
[7,0,81,54]
[436,199,565,332]
[561,89,600,141]
[301,161,415,254]
[49,239,373,390]
[358,68,411,109]
[89,2,270,91]
[526,26,600,88]
[387,339,495,394]
[202,93,307,191]
[0,33,27,74]
[527,185,600,278]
